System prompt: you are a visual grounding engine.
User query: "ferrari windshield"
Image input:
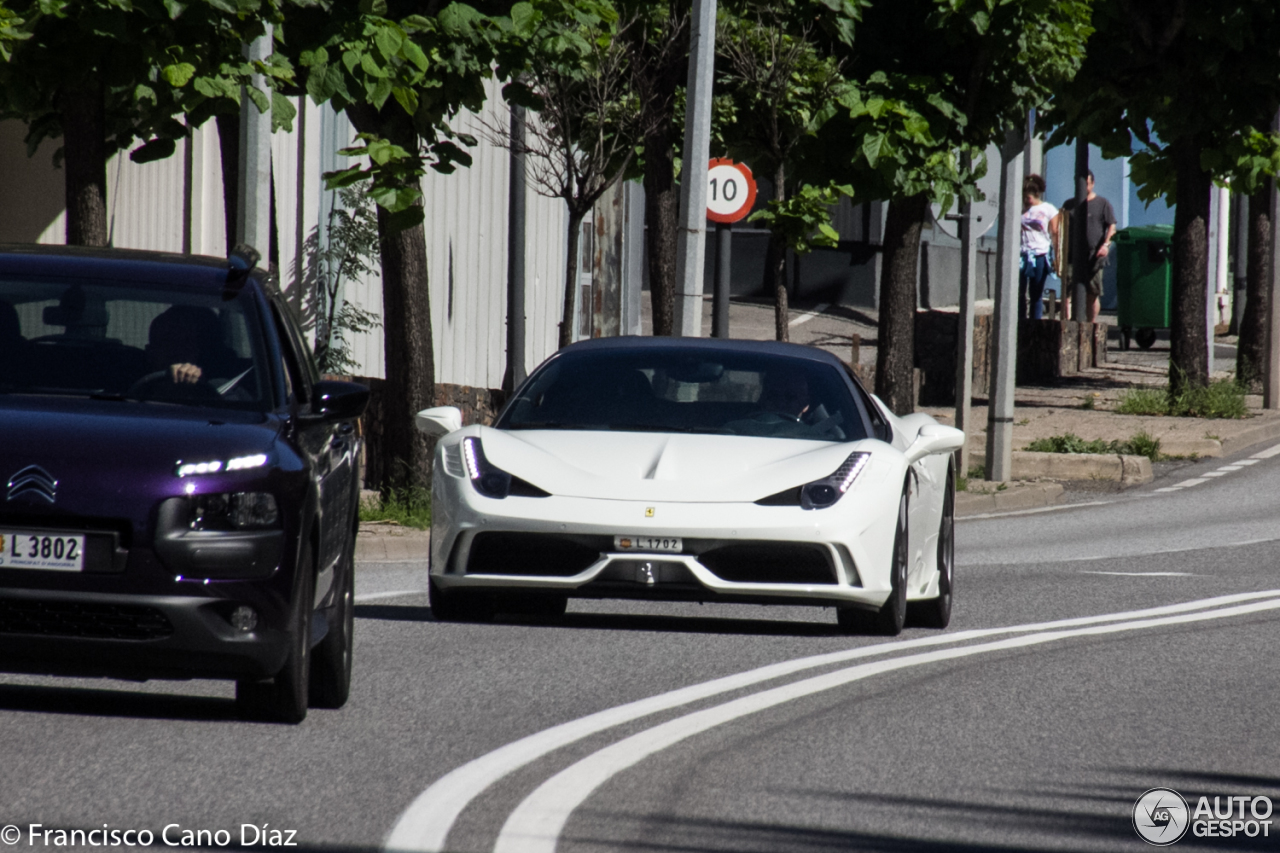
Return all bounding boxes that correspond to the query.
[498,347,869,442]
[0,275,271,410]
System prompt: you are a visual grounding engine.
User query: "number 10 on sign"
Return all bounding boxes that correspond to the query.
[706,159,757,224]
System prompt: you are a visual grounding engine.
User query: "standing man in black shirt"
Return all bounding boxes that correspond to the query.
[1058,170,1118,323]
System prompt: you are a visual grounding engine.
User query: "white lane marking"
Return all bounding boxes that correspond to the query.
[383,590,1280,852]
[1176,478,1209,487]
[1081,571,1198,577]
[967,536,1280,567]
[961,500,1115,520]
[1154,487,1179,493]
[1203,472,1228,477]
[1237,459,1261,466]
[493,597,1280,853]
[355,590,428,602]
[787,303,830,328]
[1251,443,1280,459]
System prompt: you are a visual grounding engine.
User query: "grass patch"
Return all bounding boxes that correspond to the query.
[1114,387,1168,416]
[1115,379,1248,419]
[956,475,969,492]
[1025,430,1162,462]
[359,486,431,530]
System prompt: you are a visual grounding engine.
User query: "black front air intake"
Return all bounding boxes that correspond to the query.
[466,532,603,576]
[697,542,837,585]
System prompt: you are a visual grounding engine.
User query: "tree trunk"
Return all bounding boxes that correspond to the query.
[348,104,435,493]
[1238,187,1271,390]
[561,209,586,348]
[643,128,678,336]
[1169,140,1212,394]
[215,112,240,248]
[875,194,929,415]
[58,80,108,246]
[767,164,788,341]
[375,202,435,492]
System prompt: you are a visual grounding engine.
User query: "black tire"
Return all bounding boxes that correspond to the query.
[428,576,495,622]
[309,538,355,709]
[1135,328,1157,350]
[838,485,909,636]
[908,465,954,629]
[237,540,313,724]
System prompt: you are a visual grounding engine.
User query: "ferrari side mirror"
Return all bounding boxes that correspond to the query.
[904,424,965,465]
[415,406,463,437]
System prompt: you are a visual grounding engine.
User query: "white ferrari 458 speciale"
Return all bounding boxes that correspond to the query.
[415,337,964,634]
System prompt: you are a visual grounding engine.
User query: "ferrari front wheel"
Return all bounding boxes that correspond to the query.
[908,465,954,629]
[838,486,909,636]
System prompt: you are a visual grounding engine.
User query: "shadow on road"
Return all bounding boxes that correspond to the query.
[0,683,236,722]
[355,603,848,637]
[569,777,1279,851]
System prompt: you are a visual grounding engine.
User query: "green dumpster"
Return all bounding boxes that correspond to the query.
[1113,224,1174,350]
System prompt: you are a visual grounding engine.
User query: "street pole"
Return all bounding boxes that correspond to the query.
[1231,191,1248,335]
[1071,139,1089,322]
[952,161,978,478]
[504,105,528,393]
[711,222,731,338]
[1211,184,1230,376]
[673,0,716,337]
[986,127,1025,482]
[236,30,272,254]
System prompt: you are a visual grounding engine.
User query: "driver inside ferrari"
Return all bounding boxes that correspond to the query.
[758,368,812,420]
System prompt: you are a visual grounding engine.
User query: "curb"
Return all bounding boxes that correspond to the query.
[1220,417,1280,456]
[355,526,430,562]
[970,451,1153,485]
[956,483,1064,518]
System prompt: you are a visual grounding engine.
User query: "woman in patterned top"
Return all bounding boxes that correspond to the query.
[1020,174,1059,320]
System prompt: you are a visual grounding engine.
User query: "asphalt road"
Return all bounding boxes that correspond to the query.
[2,445,1279,852]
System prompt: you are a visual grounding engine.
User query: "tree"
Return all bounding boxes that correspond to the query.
[295,182,382,375]
[282,0,507,492]
[1049,0,1280,395]
[617,0,686,337]
[0,0,285,246]
[714,5,851,341]
[812,0,1092,414]
[498,0,652,348]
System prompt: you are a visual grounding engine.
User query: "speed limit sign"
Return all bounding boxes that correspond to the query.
[706,158,757,224]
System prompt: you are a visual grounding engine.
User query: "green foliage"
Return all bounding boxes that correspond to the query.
[359,485,431,529]
[295,181,382,376]
[1048,1,1280,199]
[0,0,284,163]
[285,0,508,225]
[1115,380,1249,419]
[748,182,853,253]
[1025,431,1162,462]
[1114,386,1167,416]
[497,0,645,217]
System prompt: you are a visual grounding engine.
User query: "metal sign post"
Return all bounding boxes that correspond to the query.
[674,0,717,337]
[986,127,1026,482]
[705,159,757,339]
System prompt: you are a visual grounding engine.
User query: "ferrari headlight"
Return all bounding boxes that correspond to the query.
[461,437,514,498]
[801,452,870,510]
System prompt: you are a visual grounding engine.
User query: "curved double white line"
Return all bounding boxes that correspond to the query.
[493,594,1280,853]
[384,590,1280,853]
